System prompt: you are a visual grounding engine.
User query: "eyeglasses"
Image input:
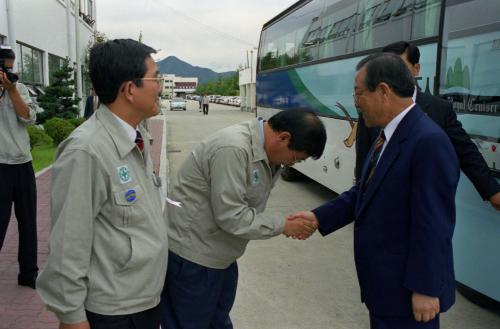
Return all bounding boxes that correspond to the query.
[135,74,164,90]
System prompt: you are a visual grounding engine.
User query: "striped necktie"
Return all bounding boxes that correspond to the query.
[365,130,386,185]
[135,130,144,153]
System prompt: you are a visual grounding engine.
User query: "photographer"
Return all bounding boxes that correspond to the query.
[0,45,38,289]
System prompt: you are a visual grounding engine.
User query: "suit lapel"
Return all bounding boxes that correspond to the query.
[356,105,424,217]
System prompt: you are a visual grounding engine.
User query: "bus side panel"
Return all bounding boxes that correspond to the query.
[453,175,500,301]
[257,107,356,193]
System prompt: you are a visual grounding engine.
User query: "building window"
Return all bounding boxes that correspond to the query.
[78,0,95,26]
[48,54,66,84]
[16,43,43,85]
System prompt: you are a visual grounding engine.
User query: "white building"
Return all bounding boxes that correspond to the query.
[239,67,255,112]
[162,73,175,99]
[239,49,257,112]
[161,74,197,99]
[0,0,96,112]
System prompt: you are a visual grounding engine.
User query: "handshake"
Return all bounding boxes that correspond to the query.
[282,211,318,240]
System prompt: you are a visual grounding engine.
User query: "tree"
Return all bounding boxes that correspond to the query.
[37,61,80,123]
[83,30,108,92]
[196,73,239,96]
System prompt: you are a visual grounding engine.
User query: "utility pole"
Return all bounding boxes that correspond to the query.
[5,0,17,51]
[75,0,83,116]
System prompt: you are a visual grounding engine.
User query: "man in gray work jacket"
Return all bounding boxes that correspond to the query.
[0,45,38,289]
[160,109,327,329]
[37,39,167,329]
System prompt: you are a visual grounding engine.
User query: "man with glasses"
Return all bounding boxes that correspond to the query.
[160,109,326,329]
[37,39,167,329]
[289,53,459,329]
[356,41,500,211]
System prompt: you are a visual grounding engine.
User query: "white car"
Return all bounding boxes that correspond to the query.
[170,97,186,111]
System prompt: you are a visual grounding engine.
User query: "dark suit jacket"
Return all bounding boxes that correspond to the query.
[314,106,459,317]
[355,90,499,200]
[84,95,97,120]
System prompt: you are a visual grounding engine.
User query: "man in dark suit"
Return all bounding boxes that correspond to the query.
[83,88,98,119]
[289,53,460,328]
[356,41,500,211]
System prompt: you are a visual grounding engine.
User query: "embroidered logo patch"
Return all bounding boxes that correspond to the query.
[251,169,260,185]
[125,189,137,202]
[117,165,132,184]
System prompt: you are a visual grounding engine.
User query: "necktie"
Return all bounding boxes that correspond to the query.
[365,130,386,185]
[135,130,144,153]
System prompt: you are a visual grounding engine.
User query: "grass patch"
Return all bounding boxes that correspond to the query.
[32,144,56,172]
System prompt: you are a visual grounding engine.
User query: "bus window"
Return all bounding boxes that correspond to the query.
[414,43,437,95]
[411,0,441,40]
[319,0,358,59]
[259,0,325,71]
[354,0,410,52]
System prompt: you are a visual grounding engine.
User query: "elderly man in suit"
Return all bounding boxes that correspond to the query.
[289,53,460,329]
[356,41,500,211]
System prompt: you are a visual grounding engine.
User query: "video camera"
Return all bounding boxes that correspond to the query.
[0,45,19,83]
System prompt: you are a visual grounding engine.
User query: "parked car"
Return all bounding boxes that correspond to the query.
[170,97,187,111]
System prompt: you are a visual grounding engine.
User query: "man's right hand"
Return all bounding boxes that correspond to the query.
[60,321,90,329]
[283,211,319,239]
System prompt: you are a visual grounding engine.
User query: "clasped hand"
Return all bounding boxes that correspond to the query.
[283,211,319,240]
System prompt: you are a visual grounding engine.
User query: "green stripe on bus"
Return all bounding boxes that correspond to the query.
[288,69,341,118]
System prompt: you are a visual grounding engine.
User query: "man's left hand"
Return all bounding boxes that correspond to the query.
[412,292,439,322]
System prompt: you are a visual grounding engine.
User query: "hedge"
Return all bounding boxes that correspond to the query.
[43,118,76,146]
[27,125,53,149]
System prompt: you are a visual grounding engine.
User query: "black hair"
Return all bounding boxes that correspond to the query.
[382,41,420,65]
[268,109,326,159]
[89,39,156,104]
[0,48,15,60]
[356,53,414,98]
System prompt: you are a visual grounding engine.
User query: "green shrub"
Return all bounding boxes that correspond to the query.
[43,118,75,146]
[27,125,53,149]
[68,117,86,128]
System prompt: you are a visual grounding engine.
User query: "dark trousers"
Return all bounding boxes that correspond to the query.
[203,104,209,115]
[0,162,38,279]
[86,304,160,329]
[370,313,439,329]
[160,252,238,329]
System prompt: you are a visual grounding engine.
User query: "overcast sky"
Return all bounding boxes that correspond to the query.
[95,0,297,72]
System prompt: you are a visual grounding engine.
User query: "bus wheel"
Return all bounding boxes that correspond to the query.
[281,166,300,181]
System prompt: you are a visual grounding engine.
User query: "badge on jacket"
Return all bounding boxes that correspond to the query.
[251,169,260,185]
[117,165,132,184]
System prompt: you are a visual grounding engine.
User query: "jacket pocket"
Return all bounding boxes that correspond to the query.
[113,184,142,226]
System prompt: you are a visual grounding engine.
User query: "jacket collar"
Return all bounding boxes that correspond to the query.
[250,118,268,164]
[95,105,137,159]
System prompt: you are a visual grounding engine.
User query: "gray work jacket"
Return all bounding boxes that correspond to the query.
[0,83,36,164]
[37,106,168,324]
[168,118,284,269]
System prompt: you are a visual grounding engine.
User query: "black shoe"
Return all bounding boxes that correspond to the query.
[18,274,37,289]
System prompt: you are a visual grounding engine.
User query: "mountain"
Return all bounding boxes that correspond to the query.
[156,56,235,85]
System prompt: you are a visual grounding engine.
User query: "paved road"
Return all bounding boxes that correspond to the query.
[165,100,500,329]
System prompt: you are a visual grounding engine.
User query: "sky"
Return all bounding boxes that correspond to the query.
[95,0,297,72]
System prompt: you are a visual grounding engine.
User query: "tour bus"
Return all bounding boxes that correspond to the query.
[257,0,499,307]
